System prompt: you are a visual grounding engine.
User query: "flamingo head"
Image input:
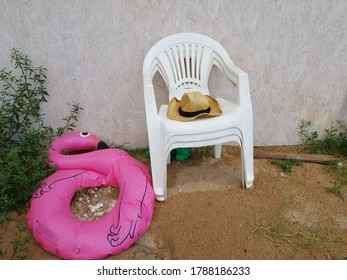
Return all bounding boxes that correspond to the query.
[50,131,109,154]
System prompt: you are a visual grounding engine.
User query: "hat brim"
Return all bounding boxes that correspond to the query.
[167,95,222,122]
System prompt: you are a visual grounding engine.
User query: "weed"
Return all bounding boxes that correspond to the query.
[254,220,347,249]
[0,48,82,222]
[190,146,214,160]
[298,119,347,156]
[298,120,347,199]
[270,158,302,173]
[327,162,347,188]
[120,145,209,163]
[327,182,344,200]
[0,236,5,259]
[111,143,149,163]
[127,147,149,162]
[9,223,31,259]
[0,222,31,260]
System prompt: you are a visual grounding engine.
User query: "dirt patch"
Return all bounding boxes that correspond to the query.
[70,186,119,221]
[1,146,346,260]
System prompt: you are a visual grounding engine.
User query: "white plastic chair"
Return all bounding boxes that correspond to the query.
[143,32,254,201]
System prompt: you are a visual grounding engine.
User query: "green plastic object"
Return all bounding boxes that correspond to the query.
[172,148,192,161]
[146,148,192,161]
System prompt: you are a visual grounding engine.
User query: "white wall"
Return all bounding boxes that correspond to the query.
[1,0,346,147]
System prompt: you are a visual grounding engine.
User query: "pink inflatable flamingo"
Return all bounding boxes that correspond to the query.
[27,132,155,260]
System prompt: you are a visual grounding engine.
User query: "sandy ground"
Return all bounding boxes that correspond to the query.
[1,146,347,260]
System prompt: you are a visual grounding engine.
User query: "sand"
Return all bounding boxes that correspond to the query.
[1,146,346,260]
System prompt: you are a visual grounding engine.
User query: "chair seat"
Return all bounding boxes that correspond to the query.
[159,98,241,134]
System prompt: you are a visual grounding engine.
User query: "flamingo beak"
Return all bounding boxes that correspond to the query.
[97,140,109,150]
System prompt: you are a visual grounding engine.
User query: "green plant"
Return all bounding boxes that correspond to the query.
[110,143,149,163]
[9,222,31,260]
[270,158,302,173]
[254,221,346,249]
[0,48,82,221]
[298,120,347,198]
[298,119,347,156]
[0,222,31,260]
[327,182,344,200]
[0,236,5,259]
[327,162,347,189]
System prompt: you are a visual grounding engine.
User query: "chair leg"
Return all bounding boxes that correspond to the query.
[167,152,171,164]
[214,144,222,159]
[241,137,254,188]
[149,147,168,201]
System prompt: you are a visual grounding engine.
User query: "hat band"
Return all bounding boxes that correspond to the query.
[179,106,211,118]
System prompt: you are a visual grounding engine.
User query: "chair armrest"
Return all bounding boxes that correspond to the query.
[219,60,245,84]
[237,72,252,108]
[217,60,252,108]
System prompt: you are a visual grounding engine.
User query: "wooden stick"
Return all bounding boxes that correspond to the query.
[254,149,338,164]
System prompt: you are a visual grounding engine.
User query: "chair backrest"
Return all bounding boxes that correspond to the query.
[143,33,235,101]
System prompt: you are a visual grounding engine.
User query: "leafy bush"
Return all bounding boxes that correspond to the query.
[298,120,347,157]
[0,49,82,221]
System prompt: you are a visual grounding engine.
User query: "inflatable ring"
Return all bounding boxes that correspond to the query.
[27,132,155,260]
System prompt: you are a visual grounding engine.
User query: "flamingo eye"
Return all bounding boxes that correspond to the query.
[80,132,91,138]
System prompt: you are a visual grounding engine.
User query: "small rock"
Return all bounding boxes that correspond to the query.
[89,203,103,212]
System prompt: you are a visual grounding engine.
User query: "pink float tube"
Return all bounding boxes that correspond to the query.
[27,132,155,260]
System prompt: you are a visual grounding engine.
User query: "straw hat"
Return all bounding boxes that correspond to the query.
[167,91,222,121]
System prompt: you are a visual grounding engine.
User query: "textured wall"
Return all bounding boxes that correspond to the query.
[1,0,346,147]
